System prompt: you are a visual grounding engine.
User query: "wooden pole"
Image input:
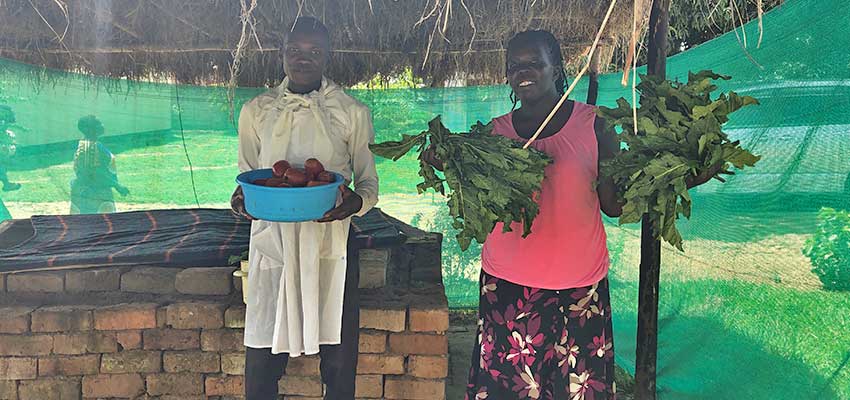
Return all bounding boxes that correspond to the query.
[587,69,599,105]
[586,49,600,105]
[634,0,669,399]
[646,0,670,77]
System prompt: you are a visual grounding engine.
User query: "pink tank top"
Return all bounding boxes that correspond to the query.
[481,102,610,290]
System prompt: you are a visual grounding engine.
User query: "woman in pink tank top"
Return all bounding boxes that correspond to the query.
[446,30,624,400]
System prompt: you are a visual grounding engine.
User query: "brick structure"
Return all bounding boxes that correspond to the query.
[0,229,448,399]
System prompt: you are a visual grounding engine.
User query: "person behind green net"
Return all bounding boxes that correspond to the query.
[70,115,129,214]
[0,105,22,192]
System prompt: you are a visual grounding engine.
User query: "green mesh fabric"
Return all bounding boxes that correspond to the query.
[0,0,848,397]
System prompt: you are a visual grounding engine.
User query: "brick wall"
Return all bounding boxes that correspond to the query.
[0,234,448,400]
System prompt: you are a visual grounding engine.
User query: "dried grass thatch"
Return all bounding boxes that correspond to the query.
[0,0,636,87]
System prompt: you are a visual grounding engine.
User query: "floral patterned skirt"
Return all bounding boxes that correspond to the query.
[465,270,616,400]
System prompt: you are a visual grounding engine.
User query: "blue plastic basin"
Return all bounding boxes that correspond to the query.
[235,168,344,222]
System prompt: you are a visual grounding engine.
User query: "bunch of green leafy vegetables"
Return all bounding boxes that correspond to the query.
[598,70,761,250]
[370,116,552,251]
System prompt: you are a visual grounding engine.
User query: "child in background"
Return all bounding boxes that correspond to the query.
[70,115,129,214]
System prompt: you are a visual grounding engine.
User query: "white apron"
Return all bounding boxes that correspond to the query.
[237,78,379,356]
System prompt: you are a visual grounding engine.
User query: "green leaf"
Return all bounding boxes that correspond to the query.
[371,115,552,251]
[637,117,660,136]
[692,99,723,120]
[722,145,761,169]
[688,70,731,83]
[725,91,761,114]
[369,132,426,161]
[596,69,762,252]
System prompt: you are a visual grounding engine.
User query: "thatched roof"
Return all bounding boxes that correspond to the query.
[0,0,635,87]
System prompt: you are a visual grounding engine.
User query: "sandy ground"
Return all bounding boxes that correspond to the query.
[604,225,821,290]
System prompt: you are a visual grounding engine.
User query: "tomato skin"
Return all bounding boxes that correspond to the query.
[284,168,310,187]
[265,177,287,187]
[304,158,325,179]
[272,160,292,177]
[316,171,335,183]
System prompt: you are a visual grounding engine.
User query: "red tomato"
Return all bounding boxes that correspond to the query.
[316,171,335,183]
[272,160,292,178]
[304,158,325,179]
[284,168,310,187]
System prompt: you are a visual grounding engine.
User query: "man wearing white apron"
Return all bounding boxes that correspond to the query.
[230,17,379,400]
